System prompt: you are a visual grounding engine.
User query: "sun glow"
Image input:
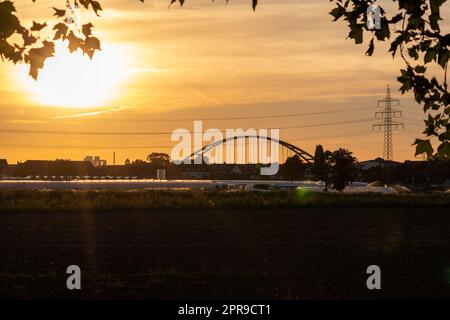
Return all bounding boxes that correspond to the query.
[18,42,127,108]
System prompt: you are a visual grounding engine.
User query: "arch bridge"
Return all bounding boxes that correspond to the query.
[186,135,314,164]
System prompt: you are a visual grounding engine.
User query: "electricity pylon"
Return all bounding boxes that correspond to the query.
[373,85,404,161]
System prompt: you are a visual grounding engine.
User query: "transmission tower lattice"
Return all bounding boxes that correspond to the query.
[372,85,404,161]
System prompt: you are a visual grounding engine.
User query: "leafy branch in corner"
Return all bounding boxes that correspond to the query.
[330,0,450,158]
[0,1,257,81]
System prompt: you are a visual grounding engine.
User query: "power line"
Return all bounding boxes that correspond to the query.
[0,129,376,149]
[0,106,378,122]
[279,118,373,130]
[0,118,374,135]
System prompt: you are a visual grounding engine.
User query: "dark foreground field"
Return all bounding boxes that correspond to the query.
[0,191,449,299]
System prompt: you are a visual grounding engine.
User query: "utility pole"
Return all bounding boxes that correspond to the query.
[373,85,404,183]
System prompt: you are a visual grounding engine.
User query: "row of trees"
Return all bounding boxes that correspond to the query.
[125,152,171,167]
[278,146,357,191]
[359,155,450,187]
[124,150,357,191]
[311,145,357,191]
[276,146,450,190]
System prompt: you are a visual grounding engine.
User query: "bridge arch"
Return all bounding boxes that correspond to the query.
[187,135,314,164]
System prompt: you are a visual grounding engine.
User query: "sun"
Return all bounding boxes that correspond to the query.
[18,41,127,108]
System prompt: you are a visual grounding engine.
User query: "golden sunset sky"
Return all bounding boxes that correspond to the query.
[0,0,449,164]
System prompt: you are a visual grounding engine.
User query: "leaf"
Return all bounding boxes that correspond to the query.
[66,31,83,53]
[414,65,426,73]
[442,34,450,47]
[0,1,16,14]
[439,130,450,142]
[430,0,446,30]
[91,1,103,16]
[397,68,413,93]
[25,41,55,80]
[80,0,103,16]
[437,141,450,158]
[437,47,449,69]
[52,22,68,41]
[348,24,363,44]
[20,30,37,46]
[30,21,47,32]
[82,23,93,38]
[408,46,419,60]
[424,46,437,63]
[389,34,403,57]
[414,139,434,157]
[330,5,346,21]
[82,36,101,59]
[389,13,403,24]
[0,39,22,64]
[52,7,66,18]
[366,38,375,56]
[252,0,257,11]
[374,17,391,41]
[0,2,21,39]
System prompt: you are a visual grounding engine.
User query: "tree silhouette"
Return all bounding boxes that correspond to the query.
[328,148,356,192]
[312,144,326,181]
[147,152,171,167]
[280,155,305,181]
[323,150,333,191]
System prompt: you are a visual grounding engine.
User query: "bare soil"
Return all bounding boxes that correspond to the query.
[1,208,449,299]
